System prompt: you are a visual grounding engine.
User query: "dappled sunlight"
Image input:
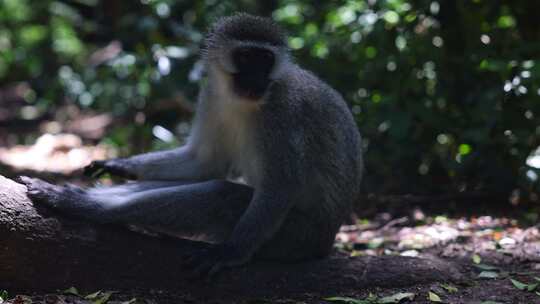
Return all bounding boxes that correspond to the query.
[1,0,540,302]
[337,214,540,264]
[0,133,113,174]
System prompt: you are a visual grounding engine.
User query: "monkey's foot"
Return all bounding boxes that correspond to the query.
[17,176,83,210]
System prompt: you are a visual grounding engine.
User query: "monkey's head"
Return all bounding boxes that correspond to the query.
[204,13,290,100]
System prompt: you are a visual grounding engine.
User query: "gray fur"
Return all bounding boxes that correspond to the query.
[21,13,363,273]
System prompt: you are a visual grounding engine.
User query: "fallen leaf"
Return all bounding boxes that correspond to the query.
[492,231,503,241]
[510,278,528,290]
[478,271,499,279]
[93,291,113,304]
[527,283,539,292]
[472,254,482,264]
[473,264,498,271]
[428,291,442,302]
[85,291,102,300]
[62,287,80,296]
[324,296,371,304]
[440,283,458,293]
[378,292,415,303]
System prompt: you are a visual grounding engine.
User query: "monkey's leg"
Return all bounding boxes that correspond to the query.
[20,177,253,242]
[85,180,195,196]
[20,177,336,263]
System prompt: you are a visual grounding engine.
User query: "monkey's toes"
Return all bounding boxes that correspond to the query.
[17,176,64,207]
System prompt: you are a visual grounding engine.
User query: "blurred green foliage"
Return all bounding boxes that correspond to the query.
[1,0,539,196]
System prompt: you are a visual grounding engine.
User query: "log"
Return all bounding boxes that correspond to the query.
[0,175,464,300]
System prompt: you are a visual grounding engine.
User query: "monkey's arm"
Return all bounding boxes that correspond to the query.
[188,125,303,275]
[85,145,227,181]
[186,183,298,276]
[230,186,296,254]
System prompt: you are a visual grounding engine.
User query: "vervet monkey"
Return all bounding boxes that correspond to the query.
[20,13,363,276]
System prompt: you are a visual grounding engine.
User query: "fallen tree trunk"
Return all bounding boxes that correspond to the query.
[0,175,464,300]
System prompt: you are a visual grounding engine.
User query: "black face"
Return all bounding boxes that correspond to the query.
[231,46,275,100]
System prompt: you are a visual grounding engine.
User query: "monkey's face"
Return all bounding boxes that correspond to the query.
[229,46,275,100]
[206,42,286,102]
[203,14,289,102]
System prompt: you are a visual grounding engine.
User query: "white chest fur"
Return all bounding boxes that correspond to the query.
[205,68,262,186]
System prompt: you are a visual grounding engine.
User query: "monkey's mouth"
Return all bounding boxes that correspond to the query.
[232,72,271,100]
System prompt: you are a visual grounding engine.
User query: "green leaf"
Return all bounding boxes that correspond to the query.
[472,254,481,264]
[440,283,458,293]
[19,25,47,46]
[378,292,415,303]
[120,299,138,304]
[0,290,8,302]
[85,291,102,300]
[478,271,499,279]
[480,301,504,304]
[509,278,538,291]
[458,144,472,155]
[534,277,540,282]
[93,291,113,304]
[497,15,516,28]
[478,59,508,72]
[383,11,400,25]
[63,286,80,296]
[473,264,499,271]
[510,279,528,290]
[428,291,442,302]
[527,283,539,292]
[324,297,371,304]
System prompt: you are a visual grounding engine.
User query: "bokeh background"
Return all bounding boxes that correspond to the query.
[1,0,539,202]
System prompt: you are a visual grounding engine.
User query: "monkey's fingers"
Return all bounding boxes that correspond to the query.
[83,160,108,178]
[83,160,137,180]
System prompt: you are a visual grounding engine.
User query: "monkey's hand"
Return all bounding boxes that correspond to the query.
[183,243,251,278]
[84,159,137,180]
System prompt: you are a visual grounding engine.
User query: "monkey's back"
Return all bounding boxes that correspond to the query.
[266,65,363,229]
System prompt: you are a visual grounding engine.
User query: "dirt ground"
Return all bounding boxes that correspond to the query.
[3,202,539,304]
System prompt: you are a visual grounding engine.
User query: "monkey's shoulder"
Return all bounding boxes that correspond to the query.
[268,66,349,115]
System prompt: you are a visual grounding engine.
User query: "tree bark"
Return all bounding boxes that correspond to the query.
[0,175,464,300]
